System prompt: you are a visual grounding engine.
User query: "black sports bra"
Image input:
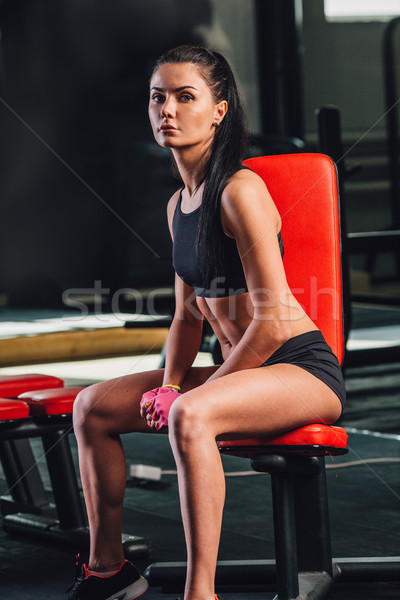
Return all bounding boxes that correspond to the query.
[172,188,284,298]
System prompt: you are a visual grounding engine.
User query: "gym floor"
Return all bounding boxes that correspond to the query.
[0,305,399,599]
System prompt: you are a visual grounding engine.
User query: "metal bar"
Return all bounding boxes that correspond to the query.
[383,17,400,229]
[9,438,49,507]
[0,416,73,441]
[254,0,304,139]
[0,439,48,508]
[145,557,400,590]
[271,473,299,600]
[351,293,400,305]
[347,230,400,253]
[0,439,30,504]
[41,430,87,530]
[336,556,400,582]
[345,344,400,368]
[294,457,333,576]
[3,514,151,559]
[144,560,277,590]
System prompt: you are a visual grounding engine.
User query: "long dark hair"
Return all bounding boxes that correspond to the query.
[151,45,248,287]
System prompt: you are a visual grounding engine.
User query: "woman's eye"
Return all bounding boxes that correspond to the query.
[152,94,164,103]
[180,94,194,102]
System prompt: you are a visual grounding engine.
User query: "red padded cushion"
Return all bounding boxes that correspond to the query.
[218,424,348,451]
[18,387,84,416]
[0,374,64,398]
[0,398,30,420]
[244,154,343,364]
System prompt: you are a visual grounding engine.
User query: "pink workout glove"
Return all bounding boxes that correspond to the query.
[140,387,160,418]
[140,386,181,431]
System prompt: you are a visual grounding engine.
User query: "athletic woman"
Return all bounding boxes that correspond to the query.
[67,45,345,600]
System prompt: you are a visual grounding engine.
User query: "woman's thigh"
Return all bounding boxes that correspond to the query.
[170,364,343,441]
[73,364,220,435]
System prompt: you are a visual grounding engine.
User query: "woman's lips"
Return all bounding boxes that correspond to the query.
[160,124,177,132]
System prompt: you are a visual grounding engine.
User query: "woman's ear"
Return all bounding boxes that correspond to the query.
[213,100,228,127]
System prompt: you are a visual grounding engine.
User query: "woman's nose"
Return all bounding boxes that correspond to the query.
[161,98,175,118]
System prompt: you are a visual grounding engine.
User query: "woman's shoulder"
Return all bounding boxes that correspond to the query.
[221,166,273,210]
[220,165,281,236]
[166,188,183,235]
[167,188,182,214]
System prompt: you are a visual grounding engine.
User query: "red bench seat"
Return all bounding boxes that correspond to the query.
[18,387,84,416]
[219,424,348,457]
[0,374,63,398]
[0,398,30,420]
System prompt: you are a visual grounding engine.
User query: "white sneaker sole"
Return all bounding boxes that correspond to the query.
[105,575,149,600]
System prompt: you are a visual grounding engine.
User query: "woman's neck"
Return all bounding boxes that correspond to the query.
[172,143,211,197]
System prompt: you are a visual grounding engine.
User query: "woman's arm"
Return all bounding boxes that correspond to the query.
[207,170,293,381]
[163,274,204,387]
[161,191,204,387]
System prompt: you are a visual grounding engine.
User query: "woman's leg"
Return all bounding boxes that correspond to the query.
[168,364,342,600]
[72,365,219,572]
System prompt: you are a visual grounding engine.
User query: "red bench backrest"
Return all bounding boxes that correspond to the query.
[244,154,344,364]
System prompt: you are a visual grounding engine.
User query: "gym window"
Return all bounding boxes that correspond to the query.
[325,0,400,21]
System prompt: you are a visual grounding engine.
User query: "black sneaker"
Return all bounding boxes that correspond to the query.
[67,555,149,600]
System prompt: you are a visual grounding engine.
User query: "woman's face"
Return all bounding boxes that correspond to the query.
[148,62,227,152]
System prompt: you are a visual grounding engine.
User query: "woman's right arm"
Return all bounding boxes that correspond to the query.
[140,276,203,429]
[161,191,204,387]
[162,274,204,387]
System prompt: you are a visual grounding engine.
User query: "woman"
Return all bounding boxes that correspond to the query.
[68,45,345,600]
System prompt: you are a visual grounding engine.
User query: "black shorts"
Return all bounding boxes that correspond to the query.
[261,330,346,412]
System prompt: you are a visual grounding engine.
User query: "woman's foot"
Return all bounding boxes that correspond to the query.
[67,555,149,600]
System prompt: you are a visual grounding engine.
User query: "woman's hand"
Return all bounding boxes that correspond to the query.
[140,387,160,420]
[140,387,181,430]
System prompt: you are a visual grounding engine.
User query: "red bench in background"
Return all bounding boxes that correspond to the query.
[0,373,150,558]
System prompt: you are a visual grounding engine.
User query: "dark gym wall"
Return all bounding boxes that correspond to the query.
[0,0,219,307]
[0,0,264,309]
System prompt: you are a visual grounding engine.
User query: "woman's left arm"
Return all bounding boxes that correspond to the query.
[207,171,293,381]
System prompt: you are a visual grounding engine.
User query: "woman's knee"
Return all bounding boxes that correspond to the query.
[168,394,212,452]
[73,383,104,432]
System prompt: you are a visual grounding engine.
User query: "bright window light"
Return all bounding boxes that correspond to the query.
[325,0,400,20]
